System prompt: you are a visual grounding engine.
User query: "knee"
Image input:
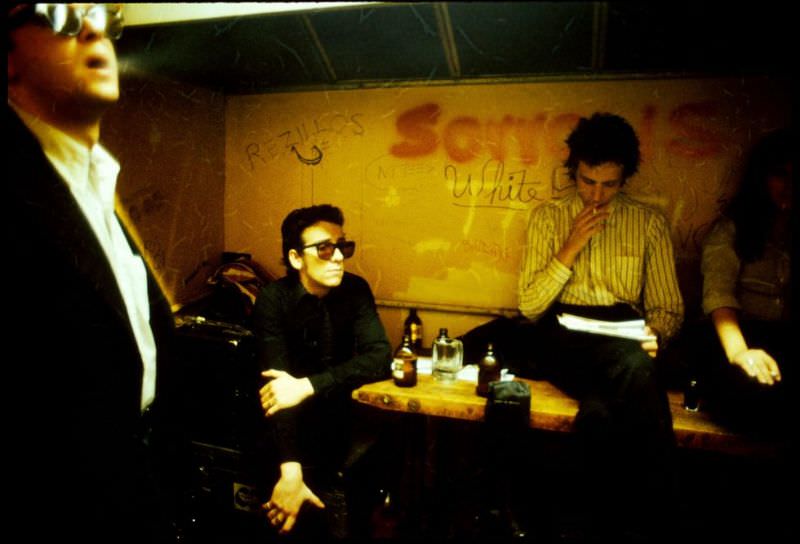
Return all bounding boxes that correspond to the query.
[575,398,612,434]
[615,349,659,393]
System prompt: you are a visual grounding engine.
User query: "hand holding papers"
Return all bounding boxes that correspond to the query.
[557,313,657,342]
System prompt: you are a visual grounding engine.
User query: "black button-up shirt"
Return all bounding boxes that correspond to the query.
[253,272,391,471]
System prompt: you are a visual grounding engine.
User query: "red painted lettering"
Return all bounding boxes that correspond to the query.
[390,103,441,158]
[443,117,481,163]
[667,101,723,158]
[485,115,517,162]
[515,113,547,166]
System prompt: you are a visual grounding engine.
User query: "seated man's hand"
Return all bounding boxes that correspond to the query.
[260,369,314,416]
[730,348,781,386]
[641,326,659,358]
[263,462,325,534]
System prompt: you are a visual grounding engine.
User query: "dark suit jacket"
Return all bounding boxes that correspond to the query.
[4,106,179,540]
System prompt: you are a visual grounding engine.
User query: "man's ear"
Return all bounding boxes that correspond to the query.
[287,249,304,271]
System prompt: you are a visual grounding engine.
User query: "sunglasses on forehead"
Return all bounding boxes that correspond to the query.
[301,239,356,260]
[9,4,124,41]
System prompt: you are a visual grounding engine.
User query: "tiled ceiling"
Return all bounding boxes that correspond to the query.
[116,2,792,95]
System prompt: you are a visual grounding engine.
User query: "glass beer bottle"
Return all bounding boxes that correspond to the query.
[392,334,417,387]
[477,343,501,397]
[403,308,423,352]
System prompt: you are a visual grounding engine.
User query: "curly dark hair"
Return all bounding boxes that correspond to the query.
[281,204,344,278]
[564,113,641,183]
[725,127,792,262]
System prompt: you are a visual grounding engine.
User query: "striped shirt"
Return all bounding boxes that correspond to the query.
[518,191,684,340]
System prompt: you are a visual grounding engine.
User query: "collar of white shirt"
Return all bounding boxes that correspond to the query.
[9,101,120,210]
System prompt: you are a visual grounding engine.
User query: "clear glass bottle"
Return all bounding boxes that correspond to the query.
[403,308,423,352]
[432,328,463,383]
[477,342,501,397]
[392,334,417,387]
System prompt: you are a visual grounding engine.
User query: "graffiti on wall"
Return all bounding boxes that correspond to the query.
[382,99,734,254]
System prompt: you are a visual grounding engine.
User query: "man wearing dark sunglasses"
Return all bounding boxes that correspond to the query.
[7,4,177,542]
[253,204,392,537]
[7,4,124,141]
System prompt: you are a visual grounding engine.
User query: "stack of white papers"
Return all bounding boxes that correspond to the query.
[557,313,656,342]
[456,365,514,383]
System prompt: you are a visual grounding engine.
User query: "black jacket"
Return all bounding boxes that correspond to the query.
[3,106,178,540]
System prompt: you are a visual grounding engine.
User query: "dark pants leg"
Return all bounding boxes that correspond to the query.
[538,308,676,540]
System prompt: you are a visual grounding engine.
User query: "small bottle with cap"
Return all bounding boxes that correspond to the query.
[476,342,501,397]
[403,308,423,352]
[392,334,417,387]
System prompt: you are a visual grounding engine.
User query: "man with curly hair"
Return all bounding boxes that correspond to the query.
[518,113,683,540]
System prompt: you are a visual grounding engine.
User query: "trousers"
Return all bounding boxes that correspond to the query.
[534,304,677,538]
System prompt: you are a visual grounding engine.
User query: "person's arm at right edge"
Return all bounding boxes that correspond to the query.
[710,307,779,385]
[702,220,780,385]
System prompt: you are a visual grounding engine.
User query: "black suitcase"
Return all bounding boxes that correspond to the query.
[173,316,275,539]
[174,315,263,451]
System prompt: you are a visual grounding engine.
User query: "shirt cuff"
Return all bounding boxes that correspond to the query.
[547,258,572,284]
[308,372,333,396]
[702,294,741,315]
